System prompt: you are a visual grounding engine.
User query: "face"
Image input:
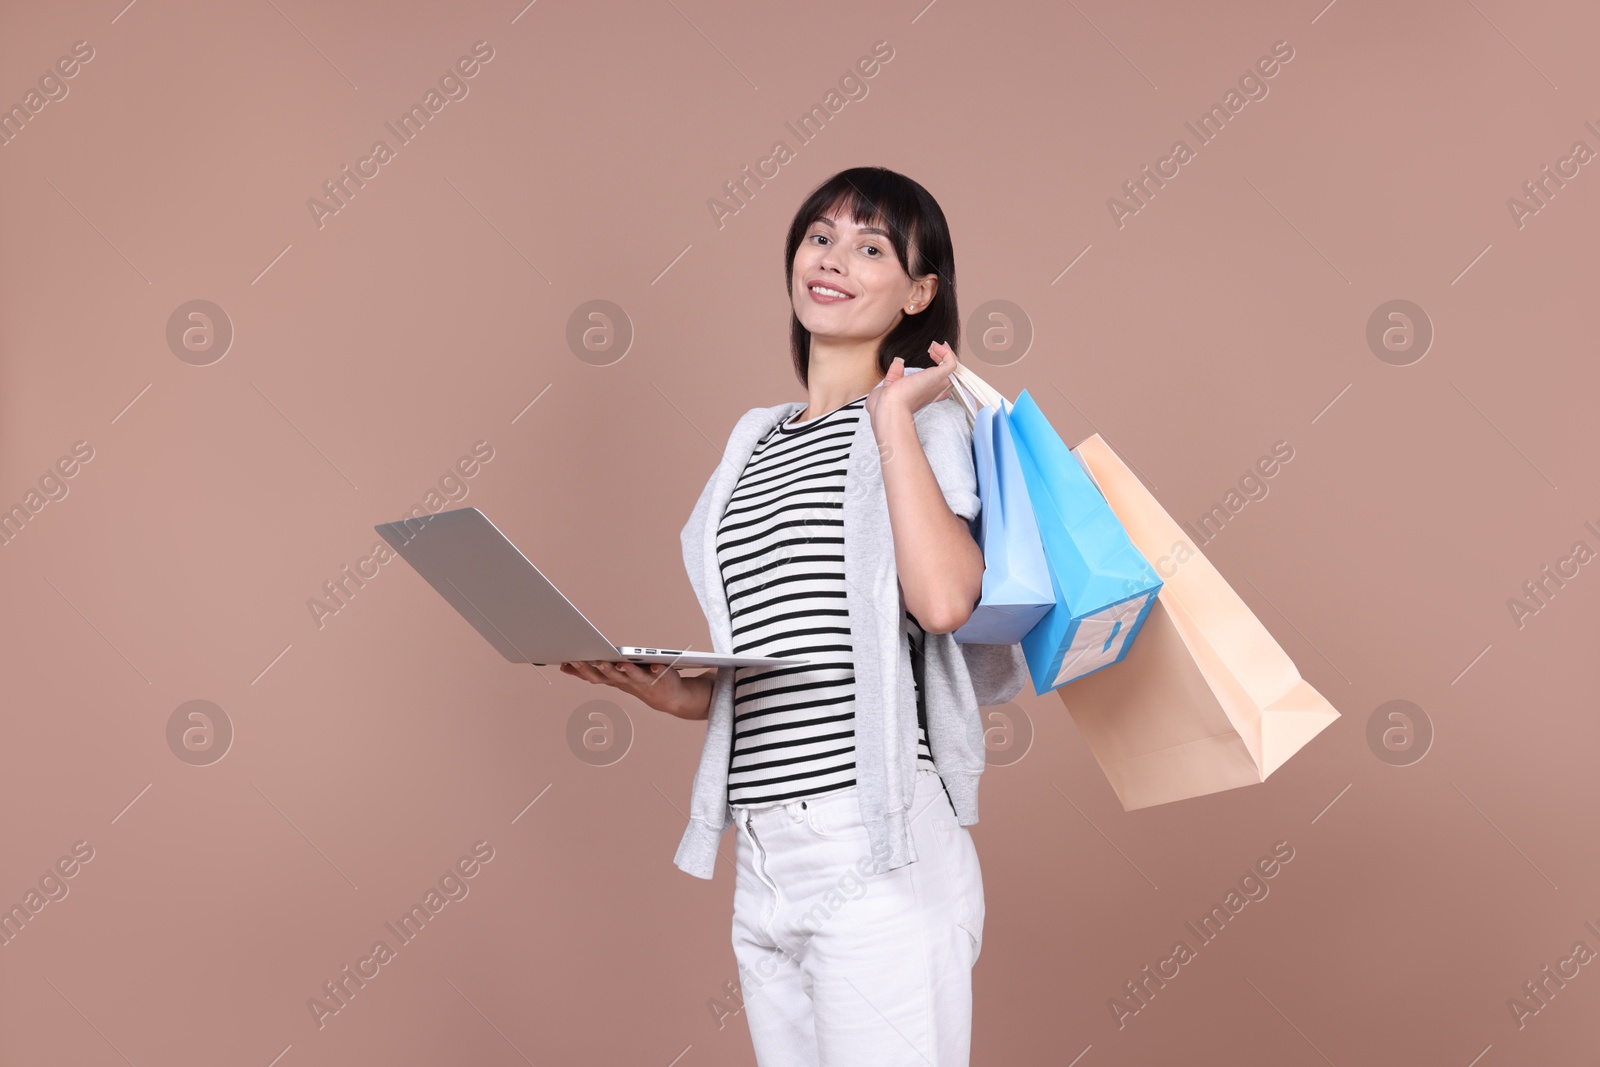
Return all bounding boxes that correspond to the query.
[791,207,935,347]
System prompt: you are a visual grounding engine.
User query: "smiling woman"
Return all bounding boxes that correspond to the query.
[560,165,1028,1066]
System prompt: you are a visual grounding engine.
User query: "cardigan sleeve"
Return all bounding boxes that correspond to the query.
[913,397,981,522]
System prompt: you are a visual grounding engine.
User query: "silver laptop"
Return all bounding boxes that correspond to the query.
[374,507,804,669]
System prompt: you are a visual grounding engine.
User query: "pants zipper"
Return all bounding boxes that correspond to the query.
[746,809,772,886]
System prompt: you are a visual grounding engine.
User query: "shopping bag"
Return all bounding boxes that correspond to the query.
[1058,433,1340,810]
[950,395,1055,645]
[1003,390,1162,694]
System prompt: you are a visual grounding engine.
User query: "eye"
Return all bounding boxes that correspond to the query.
[807,233,885,257]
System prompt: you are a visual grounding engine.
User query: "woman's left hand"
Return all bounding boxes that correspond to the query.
[865,341,959,424]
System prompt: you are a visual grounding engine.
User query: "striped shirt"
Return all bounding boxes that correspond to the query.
[716,392,935,808]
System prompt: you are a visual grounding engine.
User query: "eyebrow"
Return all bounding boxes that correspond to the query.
[812,216,892,239]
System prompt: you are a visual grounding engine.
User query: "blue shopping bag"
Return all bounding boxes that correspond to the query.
[953,399,1055,645]
[1006,389,1162,695]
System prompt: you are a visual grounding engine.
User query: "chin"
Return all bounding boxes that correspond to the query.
[794,311,839,335]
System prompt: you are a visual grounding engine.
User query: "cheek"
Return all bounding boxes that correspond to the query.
[864,261,907,296]
[786,267,818,296]
[856,279,899,311]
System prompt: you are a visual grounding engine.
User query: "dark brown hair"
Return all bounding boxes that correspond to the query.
[784,167,958,389]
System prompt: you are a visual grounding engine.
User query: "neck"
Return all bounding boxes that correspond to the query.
[800,337,884,421]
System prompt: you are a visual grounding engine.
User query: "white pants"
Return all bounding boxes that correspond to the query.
[730,767,985,1066]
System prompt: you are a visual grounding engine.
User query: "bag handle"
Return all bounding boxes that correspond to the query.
[945,361,1008,431]
[890,359,1009,432]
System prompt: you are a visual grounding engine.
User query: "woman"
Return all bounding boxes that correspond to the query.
[560,166,1027,1066]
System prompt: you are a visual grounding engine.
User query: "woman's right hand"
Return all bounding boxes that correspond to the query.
[557,660,712,719]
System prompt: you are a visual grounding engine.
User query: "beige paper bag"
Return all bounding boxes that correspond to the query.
[1057,433,1340,810]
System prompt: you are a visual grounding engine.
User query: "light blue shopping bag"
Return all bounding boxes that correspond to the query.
[953,399,1055,645]
[1006,389,1162,695]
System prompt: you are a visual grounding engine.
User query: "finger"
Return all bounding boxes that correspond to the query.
[600,661,637,686]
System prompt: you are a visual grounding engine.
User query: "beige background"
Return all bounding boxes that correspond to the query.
[2,0,1597,1064]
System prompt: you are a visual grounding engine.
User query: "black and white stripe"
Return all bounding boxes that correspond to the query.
[717,394,934,808]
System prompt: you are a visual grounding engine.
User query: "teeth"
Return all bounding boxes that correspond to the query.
[811,285,849,298]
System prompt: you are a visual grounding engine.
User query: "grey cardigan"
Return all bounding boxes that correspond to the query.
[673,394,1030,879]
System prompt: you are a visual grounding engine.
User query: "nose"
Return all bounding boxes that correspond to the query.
[814,243,845,275]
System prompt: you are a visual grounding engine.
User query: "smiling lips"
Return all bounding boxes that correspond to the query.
[807,281,854,303]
